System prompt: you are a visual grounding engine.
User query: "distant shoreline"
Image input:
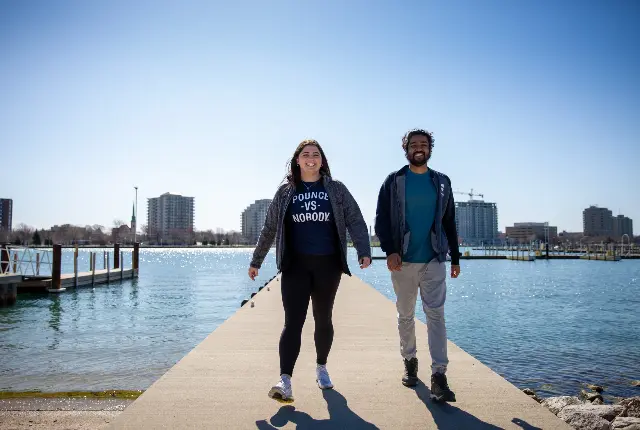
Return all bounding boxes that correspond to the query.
[23,244,368,249]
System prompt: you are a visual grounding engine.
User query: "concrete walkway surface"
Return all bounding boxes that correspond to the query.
[109,275,571,429]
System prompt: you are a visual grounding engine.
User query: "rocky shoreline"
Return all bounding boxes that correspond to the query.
[522,384,640,430]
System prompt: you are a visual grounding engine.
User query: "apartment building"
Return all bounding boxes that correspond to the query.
[455,200,498,245]
[0,199,12,232]
[147,193,195,244]
[241,199,272,244]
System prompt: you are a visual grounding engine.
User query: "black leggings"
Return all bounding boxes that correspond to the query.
[279,254,342,376]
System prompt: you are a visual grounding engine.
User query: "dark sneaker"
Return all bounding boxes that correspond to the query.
[430,372,456,402]
[402,357,419,387]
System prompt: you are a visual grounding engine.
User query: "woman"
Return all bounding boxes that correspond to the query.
[248,139,372,402]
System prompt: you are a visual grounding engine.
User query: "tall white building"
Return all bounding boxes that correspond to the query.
[241,199,272,244]
[455,199,499,245]
[147,192,195,244]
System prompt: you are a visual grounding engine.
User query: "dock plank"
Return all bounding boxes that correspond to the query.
[110,275,570,429]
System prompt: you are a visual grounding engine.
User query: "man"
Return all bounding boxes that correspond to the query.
[374,128,461,402]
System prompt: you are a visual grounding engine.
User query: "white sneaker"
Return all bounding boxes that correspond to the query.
[268,374,294,401]
[316,365,334,389]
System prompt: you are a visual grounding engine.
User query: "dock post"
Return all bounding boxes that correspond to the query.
[74,251,78,287]
[13,253,18,273]
[1,244,8,274]
[52,244,62,291]
[107,253,110,283]
[91,253,96,285]
[120,251,124,280]
[89,251,93,272]
[133,242,139,275]
[103,251,107,269]
[74,245,78,287]
[114,243,120,269]
[36,253,40,275]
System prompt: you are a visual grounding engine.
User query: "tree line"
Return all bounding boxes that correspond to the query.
[0,221,253,247]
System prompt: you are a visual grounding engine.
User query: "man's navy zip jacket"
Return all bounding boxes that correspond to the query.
[374,165,462,266]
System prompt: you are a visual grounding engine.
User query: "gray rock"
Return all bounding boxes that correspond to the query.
[581,390,604,403]
[611,417,640,430]
[557,407,611,430]
[619,397,640,418]
[592,397,604,405]
[521,388,542,403]
[559,404,624,422]
[541,396,583,415]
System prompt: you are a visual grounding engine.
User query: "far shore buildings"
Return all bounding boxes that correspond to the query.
[505,222,558,243]
[455,199,499,245]
[0,198,12,232]
[147,192,195,245]
[583,205,633,239]
[241,199,271,244]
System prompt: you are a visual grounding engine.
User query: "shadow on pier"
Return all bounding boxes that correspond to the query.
[256,390,378,429]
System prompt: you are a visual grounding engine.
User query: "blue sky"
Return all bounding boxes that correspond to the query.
[2,0,638,233]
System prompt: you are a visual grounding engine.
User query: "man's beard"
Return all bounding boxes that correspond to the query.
[406,151,430,167]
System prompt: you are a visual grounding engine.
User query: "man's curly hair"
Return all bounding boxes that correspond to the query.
[402,128,435,152]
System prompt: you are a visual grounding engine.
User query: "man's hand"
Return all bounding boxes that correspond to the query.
[359,257,371,269]
[386,253,402,272]
[248,267,259,281]
[451,265,460,278]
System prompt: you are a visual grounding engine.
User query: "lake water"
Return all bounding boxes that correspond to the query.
[1,248,638,401]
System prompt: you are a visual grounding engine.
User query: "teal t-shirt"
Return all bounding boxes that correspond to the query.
[404,169,437,263]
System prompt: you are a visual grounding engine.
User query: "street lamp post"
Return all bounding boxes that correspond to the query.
[134,186,138,243]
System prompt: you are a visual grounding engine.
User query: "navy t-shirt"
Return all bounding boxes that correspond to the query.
[286,181,337,255]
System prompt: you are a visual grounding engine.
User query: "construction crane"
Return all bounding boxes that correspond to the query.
[453,188,484,200]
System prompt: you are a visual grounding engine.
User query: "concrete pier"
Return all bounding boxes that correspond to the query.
[110,275,570,429]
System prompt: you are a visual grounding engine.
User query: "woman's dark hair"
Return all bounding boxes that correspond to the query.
[286,139,332,185]
[402,128,435,152]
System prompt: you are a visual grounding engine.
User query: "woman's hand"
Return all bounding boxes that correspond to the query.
[248,267,259,280]
[359,257,371,269]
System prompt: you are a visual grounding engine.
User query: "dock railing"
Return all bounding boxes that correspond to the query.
[1,245,53,276]
[1,243,139,285]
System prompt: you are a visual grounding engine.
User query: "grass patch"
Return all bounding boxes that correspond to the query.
[0,390,143,399]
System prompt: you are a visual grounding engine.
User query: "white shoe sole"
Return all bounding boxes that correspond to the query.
[268,386,294,402]
[316,379,334,390]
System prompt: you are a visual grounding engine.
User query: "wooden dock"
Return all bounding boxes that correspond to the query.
[109,275,571,429]
[372,254,639,260]
[2,243,140,297]
[18,268,138,293]
[506,255,536,261]
[580,254,622,261]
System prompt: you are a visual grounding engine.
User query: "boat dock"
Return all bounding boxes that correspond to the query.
[109,275,571,429]
[0,243,139,301]
[372,254,638,260]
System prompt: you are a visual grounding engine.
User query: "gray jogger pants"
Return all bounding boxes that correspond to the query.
[391,259,448,375]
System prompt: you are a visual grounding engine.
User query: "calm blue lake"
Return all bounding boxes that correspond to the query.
[1,248,638,401]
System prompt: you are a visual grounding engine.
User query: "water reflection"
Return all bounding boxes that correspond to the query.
[48,294,61,350]
[130,278,139,308]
